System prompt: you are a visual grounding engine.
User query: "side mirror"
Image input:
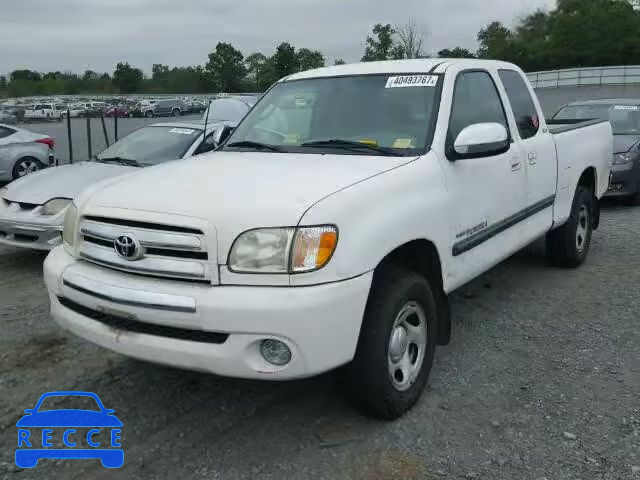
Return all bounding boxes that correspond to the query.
[453,123,509,158]
[213,126,235,146]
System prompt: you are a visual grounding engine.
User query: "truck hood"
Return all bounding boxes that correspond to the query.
[4,162,136,205]
[84,151,416,253]
[613,134,640,154]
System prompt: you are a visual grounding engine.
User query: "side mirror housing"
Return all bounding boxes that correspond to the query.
[213,125,235,146]
[453,123,509,159]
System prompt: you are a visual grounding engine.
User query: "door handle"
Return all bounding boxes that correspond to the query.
[528,152,537,165]
[510,157,522,171]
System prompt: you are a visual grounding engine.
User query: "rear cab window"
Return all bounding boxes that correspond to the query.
[498,69,540,140]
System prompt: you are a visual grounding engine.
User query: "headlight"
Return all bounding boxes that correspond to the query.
[228,225,338,274]
[62,203,78,247]
[40,198,72,216]
[613,153,635,165]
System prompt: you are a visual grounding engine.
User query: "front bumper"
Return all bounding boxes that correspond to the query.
[605,160,640,197]
[44,247,373,380]
[0,217,63,250]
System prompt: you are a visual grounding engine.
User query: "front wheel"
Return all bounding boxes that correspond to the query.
[145,111,154,118]
[343,268,437,420]
[172,108,181,117]
[546,185,594,267]
[12,157,44,179]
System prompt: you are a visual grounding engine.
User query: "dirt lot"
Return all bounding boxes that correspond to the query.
[0,201,638,480]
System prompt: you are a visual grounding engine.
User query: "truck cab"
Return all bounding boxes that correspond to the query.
[43,59,612,420]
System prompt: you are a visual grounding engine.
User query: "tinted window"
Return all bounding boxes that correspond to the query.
[0,126,16,138]
[448,71,509,146]
[499,70,539,139]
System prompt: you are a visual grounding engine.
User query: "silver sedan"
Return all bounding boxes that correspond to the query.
[0,124,55,181]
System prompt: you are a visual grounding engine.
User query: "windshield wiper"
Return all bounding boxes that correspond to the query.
[96,156,140,167]
[301,139,403,157]
[226,141,284,152]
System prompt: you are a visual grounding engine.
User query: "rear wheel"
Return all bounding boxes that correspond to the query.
[145,110,154,118]
[343,267,437,420]
[172,108,181,117]
[12,157,44,179]
[546,184,594,267]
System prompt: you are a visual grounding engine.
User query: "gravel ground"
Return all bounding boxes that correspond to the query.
[0,200,638,480]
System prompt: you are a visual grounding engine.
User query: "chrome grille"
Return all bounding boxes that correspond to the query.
[78,218,212,282]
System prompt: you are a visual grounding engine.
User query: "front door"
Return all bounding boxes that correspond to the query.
[440,69,527,289]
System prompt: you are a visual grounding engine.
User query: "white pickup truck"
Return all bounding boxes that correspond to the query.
[44,59,612,419]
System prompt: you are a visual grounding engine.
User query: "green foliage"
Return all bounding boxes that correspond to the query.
[438,47,476,58]
[205,42,247,92]
[112,62,143,93]
[296,48,325,71]
[334,59,346,65]
[362,24,398,61]
[474,0,640,70]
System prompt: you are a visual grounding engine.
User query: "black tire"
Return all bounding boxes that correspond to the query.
[546,184,594,267]
[12,157,44,180]
[172,108,181,117]
[145,110,154,118]
[343,267,437,420]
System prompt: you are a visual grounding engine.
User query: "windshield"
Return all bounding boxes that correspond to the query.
[554,104,640,135]
[223,74,441,156]
[37,395,101,412]
[96,125,202,165]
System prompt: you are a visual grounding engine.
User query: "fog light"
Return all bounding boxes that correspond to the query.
[260,339,291,366]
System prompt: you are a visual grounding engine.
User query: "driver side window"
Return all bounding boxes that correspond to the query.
[447,71,509,154]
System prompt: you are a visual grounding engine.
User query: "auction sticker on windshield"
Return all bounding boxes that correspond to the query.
[169,128,195,134]
[614,105,639,111]
[385,75,438,88]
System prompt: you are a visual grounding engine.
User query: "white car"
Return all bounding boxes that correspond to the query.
[0,124,55,181]
[44,59,612,419]
[0,121,235,250]
[24,103,64,122]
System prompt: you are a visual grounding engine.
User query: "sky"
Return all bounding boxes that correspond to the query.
[0,0,556,75]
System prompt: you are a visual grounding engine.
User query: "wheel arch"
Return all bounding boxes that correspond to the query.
[578,166,599,229]
[375,239,451,345]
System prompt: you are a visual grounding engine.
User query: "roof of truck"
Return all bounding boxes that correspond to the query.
[285,58,520,81]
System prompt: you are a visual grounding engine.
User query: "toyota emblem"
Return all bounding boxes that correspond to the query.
[113,234,142,260]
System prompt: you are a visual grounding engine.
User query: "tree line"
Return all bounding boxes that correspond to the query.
[2,0,639,98]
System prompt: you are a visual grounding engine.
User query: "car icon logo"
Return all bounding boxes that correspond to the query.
[15,391,124,469]
[114,234,142,260]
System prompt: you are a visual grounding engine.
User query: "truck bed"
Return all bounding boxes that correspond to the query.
[547,118,612,226]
